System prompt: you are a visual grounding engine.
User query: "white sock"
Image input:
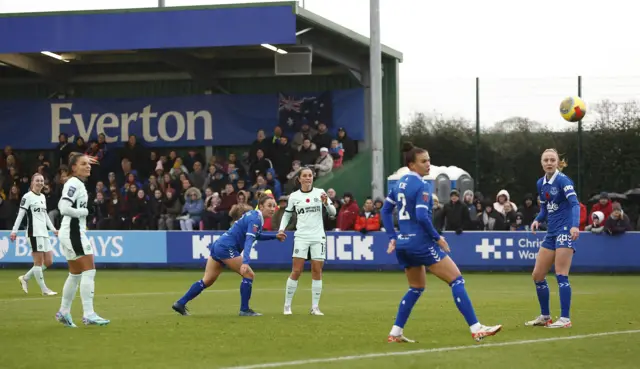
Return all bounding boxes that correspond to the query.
[390,325,403,336]
[80,269,96,318]
[24,265,46,281]
[32,266,48,292]
[311,279,323,308]
[285,277,298,306]
[60,273,81,314]
[470,322,482,333]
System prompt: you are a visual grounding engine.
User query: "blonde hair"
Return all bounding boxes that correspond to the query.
[542,148,568,172]
[30,173,44,191]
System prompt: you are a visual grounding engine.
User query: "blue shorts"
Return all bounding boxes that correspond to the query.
[541,231,576,252]
[395,244,447,269]
[210,242,241,263]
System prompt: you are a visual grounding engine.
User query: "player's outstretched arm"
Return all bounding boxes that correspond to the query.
[58,199,88,218]
[381,199,397,240]
[11,207,27,234]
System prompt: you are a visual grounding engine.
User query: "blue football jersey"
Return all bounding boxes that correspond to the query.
[217,210,264,253]
[536,170,580,235]
[383,172,440,248]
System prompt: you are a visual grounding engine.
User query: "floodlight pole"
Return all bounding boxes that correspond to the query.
[158,0,165,7]
[577,75,583,198]
[370,0,384,201]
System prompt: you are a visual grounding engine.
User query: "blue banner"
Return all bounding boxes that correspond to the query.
[165,231,640,272]
[0,6,296,53]
[0,231,166,264]
[0,90,365,149]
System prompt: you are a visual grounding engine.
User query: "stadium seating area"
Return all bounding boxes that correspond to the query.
[0,125,633,236]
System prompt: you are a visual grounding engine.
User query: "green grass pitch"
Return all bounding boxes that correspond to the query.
[0,270,639,369]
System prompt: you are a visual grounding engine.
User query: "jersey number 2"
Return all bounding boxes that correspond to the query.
[397,193,410,220]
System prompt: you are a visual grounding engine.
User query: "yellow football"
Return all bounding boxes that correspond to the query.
[560,96,587,122]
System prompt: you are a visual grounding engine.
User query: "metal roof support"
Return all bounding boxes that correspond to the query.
[0,53,68,83]
[297,34,364,84]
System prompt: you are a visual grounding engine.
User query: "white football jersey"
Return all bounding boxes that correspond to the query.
[58,176,89,237]
[282,187,331,241]
[16,191,51,237]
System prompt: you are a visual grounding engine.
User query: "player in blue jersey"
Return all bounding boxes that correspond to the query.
[172,195,285,316]
[381,142,502,343]
[526,148,580,329]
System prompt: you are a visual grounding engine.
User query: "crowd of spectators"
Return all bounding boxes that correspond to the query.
[0,125,636,236]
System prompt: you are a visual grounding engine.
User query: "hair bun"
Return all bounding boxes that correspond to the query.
[401,141,415,152]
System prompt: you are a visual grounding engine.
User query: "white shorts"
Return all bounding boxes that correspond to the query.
[28,236,52,253]
[292,239,326,261]
[59,234,93,261]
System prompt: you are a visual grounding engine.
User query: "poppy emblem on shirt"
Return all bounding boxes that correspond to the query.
[423,192,429,202]
[545,192,550,200]
[306,198,310,203]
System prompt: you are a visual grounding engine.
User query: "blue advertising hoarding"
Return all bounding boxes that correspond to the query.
[1,231,638,273]
[0,89,365,149]
[0,5,297,53]
[0,231,166,264]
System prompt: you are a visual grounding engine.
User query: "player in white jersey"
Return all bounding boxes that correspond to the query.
[278,167,336,316]
[11,173,58,296]
[55,152,109,327]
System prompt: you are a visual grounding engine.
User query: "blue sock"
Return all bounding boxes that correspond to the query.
[556,275,571,319]
[393,287,424,328]
[535,279,550,316]
[450,276,479,326]
[240,278,253,311]
[178,280,207,306]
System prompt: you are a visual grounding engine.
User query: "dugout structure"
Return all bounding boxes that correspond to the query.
[0,1,402,200]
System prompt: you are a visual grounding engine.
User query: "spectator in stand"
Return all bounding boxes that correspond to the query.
[216,183,238,228]
[0,187,8,230]
[265,168,282,200]
[323,188,340,230]
[268,125,284,148]
[312,123,333,152]
[229,190,252,226]
[285,160,302,194]
[184,150,205,175]
[463,190,481,230]
[89,192,108,230]
[148,189,164,230]
[273,195,297,231]
[130,189,149,230]
[178,179,192,206]
[121,184,139,229]
[170,158,189,176]
[292,123,317,151]
[520,194,539,227]
[493,189,517,215]
[271,136,295,183]
[249,129,272,162]
[42,184,58,227]
[604,202,632,235]
[329,139,344,169]
[249,149,273,182]
[585,211,605,234]
[6,184,20,227]
[144,175,160,197]
[103,190,123,230]
[431,194,445,232]
[121,135,147,175]
[314,148,334,177]
[589,192,613,222]
[75,137,88,154]
[336,127,356,161]
[203,167,226,194]
[502,202,517,230]
[442,189,470,233]
[189,161,206,190]
[480,201,505,231]
[354,197,381,234]
[202,188,224,230]
[226,153,246,179]
[336,192,359,231]
[159,189,181,230]
[250,175,271,199]
[373,198,383,212]
[55,134,75,167]
[97,133,109,158]
[296,138,318,167]
[121,172,142,196]
[179,187,204,231]
[579,202,588,231]
[511,213,527,231]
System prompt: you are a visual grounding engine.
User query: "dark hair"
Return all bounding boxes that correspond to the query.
[68,152,87,174]
[258,195,274,206]
[402,141,427,166]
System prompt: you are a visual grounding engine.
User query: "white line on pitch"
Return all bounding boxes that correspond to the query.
[219,329,640,369]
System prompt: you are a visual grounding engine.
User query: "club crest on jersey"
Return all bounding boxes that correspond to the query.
[67,186,76,197]
[20,198,26,206]
[314,198,320,202]
[252,224,259,233]
[550,187,558,196]
[423,192,429,202]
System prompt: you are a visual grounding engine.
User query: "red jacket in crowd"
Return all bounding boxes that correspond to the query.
[579,202,587,231]
[336,199,360,230]
[354,211,381,232]
[589,201,613,223]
